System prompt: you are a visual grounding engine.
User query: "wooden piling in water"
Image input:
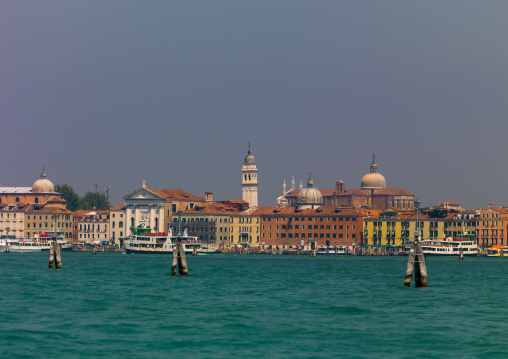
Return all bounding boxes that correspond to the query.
[404,241,428,287]
[4,243,9,253]
[171,244,178,276]
[459,247,464,260]
[49,241,62,269]
[171,239,188,276]
[178,242,188,275]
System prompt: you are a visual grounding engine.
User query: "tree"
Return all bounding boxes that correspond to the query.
[54,184,80,211]
[79,191,110,210]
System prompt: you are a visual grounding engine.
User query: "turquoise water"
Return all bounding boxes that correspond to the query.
[2,253,508,358]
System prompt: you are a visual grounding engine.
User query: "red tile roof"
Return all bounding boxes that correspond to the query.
[110,205,126,211]
[144,187,205,201]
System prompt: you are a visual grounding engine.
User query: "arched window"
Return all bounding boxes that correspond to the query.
[15,197,20,202]
[131,217,135,228]
[34,197,39,204]
[155,217,159,230]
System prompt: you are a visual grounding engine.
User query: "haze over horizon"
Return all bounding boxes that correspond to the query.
[2,1,508,210]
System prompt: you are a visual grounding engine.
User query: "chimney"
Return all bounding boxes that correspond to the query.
[205,191,213,202]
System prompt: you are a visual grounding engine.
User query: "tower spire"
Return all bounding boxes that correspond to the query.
[307,169,313,187]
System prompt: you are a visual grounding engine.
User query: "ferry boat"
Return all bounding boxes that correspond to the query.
[1,237,51,252]
[0,229,73,253]
[36,229,73,251]
[124,226,204,254]
[486,246,508,257]
[405,234,478,257]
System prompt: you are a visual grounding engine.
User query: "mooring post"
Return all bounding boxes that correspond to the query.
[49,241,62,269]
[49,242,55,268]
[4,243,9,253]
[171,239,188,276]
[459,247,464,260]
[55,241,62,269]
[171,243,178,276]
[92,246,97,254]
[404,243,415,287]
[404,200,428,287]
[192,245,197,256]
[414,241,428,287]
[177,241,188,275]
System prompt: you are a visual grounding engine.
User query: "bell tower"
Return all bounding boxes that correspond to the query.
[242,142,258,208]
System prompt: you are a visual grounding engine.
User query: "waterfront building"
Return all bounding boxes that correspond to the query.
[180,201,241,245]
[0,170,66,208]
[279,156,415,211]
[0,202,27,238]
[475,205,508,249]
[123,181,205,236]
[242,144,258,209]
[229,207,261,247]
[25,207,73,240]
[74,210,110,243]
[364,208,477,247]
[252,206,366,250]
[109,205,126,246]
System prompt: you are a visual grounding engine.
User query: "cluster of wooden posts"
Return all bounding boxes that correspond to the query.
[48,241,62,269]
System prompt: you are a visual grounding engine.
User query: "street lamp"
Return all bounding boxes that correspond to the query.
[414,200,421,242]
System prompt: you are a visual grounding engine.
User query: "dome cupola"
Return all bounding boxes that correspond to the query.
[244,143,255,164]
[32,168,55,193]
[297,170,323,209]
[361,154,386,190]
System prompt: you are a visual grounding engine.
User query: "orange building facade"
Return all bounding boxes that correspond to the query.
[253,206,366,250]
[475,206,508,249]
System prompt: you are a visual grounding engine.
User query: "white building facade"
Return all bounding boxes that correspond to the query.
[123,183,167,235]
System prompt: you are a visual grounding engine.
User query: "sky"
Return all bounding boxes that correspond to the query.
[2,1,508,210]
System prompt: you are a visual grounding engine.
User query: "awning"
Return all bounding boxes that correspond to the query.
[100,241,109,245]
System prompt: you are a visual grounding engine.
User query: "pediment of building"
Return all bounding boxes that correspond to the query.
[123,187,164,201]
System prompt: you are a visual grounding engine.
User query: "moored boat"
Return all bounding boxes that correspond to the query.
[405,234,478,257]
[486,246,508,257]
[124,226,204,254]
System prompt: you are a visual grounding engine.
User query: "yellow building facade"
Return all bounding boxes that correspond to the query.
[25,208,74,240]
[229,213,260,247]
[364,210,477,246]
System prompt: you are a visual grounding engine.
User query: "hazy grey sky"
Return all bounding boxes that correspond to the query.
[2,1,508,209]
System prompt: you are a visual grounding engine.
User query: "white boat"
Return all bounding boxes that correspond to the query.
[36,229,73,251]
[315,246,347,255]
[1,228,73,253]
[124,226,204,254]
[405,234,478,257]
[2,238,51,252]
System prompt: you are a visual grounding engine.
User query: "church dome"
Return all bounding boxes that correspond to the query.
[297,171,323,208]
[361,156,386,189]
[244,149,255,164]
[32,170,55,193]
